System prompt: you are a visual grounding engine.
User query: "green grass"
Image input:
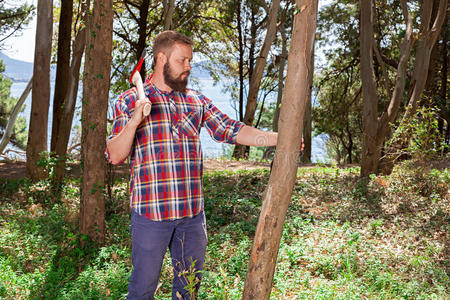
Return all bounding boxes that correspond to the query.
[0,161,448,299]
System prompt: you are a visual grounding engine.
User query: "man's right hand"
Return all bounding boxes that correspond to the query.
[130,98,152,127]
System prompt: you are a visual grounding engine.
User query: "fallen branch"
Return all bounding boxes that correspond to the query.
[0,77,33,155]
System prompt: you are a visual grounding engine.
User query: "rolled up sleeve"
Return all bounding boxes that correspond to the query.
[105,98,131,164]
[201,96,244,144]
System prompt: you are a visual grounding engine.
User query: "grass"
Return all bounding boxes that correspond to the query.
[0,161,448,299]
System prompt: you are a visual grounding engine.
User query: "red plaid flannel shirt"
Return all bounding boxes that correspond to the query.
[106,75,244,220]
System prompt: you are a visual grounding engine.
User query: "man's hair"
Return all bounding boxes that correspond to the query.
[153,31,193,65]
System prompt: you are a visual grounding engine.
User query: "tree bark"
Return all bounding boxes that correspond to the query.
[233,0,281,159]
[360,0,413,177]
[263,8,288,161]
[137,0,150,80]
[163,0,175,30]
[80,0,113,244]
[359,0,379,176]
[301,46,314,164]
[439,16,448,148]
[26,0,53,180]
[401,0,448,121]
[54,28,86,183]
[273,20,288,133]
[242,1,318,298]
[51,0,73,153]
[237,0,244,123]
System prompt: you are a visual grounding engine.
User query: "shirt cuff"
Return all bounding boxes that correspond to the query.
[230,122,245,145]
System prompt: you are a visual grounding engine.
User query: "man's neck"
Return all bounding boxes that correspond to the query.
[150,71,172,93]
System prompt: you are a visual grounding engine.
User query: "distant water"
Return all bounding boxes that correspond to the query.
[8,78,327,162]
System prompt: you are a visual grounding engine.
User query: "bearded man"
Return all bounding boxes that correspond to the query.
[106,31,278,299]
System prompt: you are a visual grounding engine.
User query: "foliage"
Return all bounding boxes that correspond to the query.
[313,0,427,165]
[0,163,448,298]
[0,60,27,150]
[314,0,363,164]
[386,105,449,162]
[110,0,216,99]
[0,0,35,47]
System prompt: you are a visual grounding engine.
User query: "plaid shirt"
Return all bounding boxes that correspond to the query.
[106,75,244,221]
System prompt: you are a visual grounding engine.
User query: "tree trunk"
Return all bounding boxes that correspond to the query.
[54,28,86,183]
[26,0,53,180]
[233,0,281,160]
[163,0,175,30]
[80,0,113,244]
[242,1,318,298]
[301,96,312,164]
[273,21,287,134]
[237,0,244,122]
[360,0,413,177]
[51,0,73,153]
[301,46,314,164]
[137,0,150,80]
[359,0,379,176]
[439,16,448,149]
[402,0,448,121]
[0,78,32,154]
[263,10,288,161]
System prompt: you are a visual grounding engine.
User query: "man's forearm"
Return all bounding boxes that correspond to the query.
[236,125,277,147]
[107,121,139,164]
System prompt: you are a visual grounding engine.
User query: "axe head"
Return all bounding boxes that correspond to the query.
[129,49,147,84]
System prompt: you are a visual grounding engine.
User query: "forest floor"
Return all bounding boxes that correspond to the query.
[0,159,340,180]
[2,157,447,180]
[0,159,448,299]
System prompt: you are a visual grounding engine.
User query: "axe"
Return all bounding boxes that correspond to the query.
[130,49,151,117]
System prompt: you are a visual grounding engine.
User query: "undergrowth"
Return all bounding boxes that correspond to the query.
[0,161,448,299]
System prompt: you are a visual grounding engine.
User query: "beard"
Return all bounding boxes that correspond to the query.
[163,61,190,93]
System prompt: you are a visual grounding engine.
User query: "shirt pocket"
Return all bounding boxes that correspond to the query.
[180,110,202,137]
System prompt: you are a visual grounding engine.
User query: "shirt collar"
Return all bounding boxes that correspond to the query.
[145,74,171,96]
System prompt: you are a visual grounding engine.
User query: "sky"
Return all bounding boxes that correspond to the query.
[3,0,37,62]
[4,0,332,63]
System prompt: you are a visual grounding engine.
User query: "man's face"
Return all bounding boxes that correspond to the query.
[162,43,192,92]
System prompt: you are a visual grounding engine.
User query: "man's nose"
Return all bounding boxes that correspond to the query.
[185,61,191,71]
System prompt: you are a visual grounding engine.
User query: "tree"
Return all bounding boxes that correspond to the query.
[163,0,175,30]
[233,0,281,159]
[360,0,448,177]
[242,0,318,297]
[53,26,86,183]
[313,56,362,164]
[263,7,291,160]
[0,0,35,46]
[50,0,73,153]
[0,64,30,154]
[26,0,53,180]
[80,0,113,244]
[379,0,449,172]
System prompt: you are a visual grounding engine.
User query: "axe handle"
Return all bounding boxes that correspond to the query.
[133,74,151,117]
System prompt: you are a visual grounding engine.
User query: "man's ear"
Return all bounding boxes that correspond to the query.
[158,52,167,65]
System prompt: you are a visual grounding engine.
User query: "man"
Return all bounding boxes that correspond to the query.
[106,31,277,299]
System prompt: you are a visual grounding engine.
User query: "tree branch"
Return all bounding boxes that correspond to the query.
[373,43,392,100]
